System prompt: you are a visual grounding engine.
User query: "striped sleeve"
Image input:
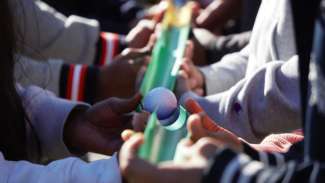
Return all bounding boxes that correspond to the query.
[202,146,325,183]
[59,64,99,104]
[94,32,127,66]
[241,141,304,167]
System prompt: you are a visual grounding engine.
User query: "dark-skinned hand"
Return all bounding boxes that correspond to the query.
[64,94,143,155]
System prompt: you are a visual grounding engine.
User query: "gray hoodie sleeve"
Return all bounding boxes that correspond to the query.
[11,0,100,65]
[200,46,249,95]
[182,56,301,143]
[0,152,121,183]
[18,85,89,160]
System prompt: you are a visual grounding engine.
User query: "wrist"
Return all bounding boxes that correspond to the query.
[60,64,99,104]
[95,32,127,66]
[63,106,88,155]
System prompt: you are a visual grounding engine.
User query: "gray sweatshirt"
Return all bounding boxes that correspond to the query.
[13,0,125,99]
[0,85,121,183]
[182,0,301,143]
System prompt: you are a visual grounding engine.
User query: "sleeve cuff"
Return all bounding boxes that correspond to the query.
[59,64,99,104]
[94,32,127,66]
[200,66,222,95]
[20,86,91,160]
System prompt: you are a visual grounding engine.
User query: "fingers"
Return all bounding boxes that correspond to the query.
[175,71,191,98]
[184,41,194,60]
[121,129,136,141]
[110,93,143,114]
[132,112,150,132]
[194,88,204,96]
[187,114,208,142]
[121,133,144,159]
[119,48,151,61]
[194,137,220,158]
[199,113,222,132]
[174,138,194,163]
[180,58,191,74]
[145,34,157,51]
[120,133,158,181]
[135,66,147,91]
[185,99,204,113]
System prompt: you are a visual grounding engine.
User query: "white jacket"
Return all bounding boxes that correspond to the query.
[183,0,301,143]
[0,85,121,183]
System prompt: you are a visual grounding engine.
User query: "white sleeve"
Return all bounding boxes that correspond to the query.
[11,0,99,64]
[182,56,301,143]
[0,152,121,183]
[18,85,88,160]
[200,46,249,95]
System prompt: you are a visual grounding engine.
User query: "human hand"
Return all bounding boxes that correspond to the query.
[184,99,243,152]
[64,94,142,155]
[177,42,205,96]
[249,131,304,153]
[126,19,157,49]
[119,133,218,183]
[194,0,241,33]
[95,36,155,101]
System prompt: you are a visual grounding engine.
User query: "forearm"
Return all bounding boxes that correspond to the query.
[185,57,301,143]
[0,152,121,183]
[202,147,318,183]
[200,46,249,95]
[12,0,126,65]
[18,85,90,160]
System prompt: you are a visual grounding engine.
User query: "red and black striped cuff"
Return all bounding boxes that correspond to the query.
[94,32,127,66]
[60,64,99,104]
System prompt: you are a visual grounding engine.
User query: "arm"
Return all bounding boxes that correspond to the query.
[183,56,301,143]
[199,45,249,95]
[0,152,121,183]
[16,48,148,103]
[202,147,319,183]
[18,85,89,160]
[11,0,126,65]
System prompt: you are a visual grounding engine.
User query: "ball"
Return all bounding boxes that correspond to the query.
[143,87,178,120]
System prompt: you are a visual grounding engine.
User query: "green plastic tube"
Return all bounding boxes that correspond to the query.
[138,1,192,163]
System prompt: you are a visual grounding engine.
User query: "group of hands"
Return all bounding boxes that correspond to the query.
[62,1,304,182]
[66,9,241,179]
[64,1,242,182]
[64,91,243,183]
[95,0,242,102]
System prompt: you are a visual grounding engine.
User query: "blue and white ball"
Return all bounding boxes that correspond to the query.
[143,87,178,120]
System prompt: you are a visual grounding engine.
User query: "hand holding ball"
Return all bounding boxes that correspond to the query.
[143,87,178,120]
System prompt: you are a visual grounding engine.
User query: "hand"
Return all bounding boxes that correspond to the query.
[249,132,304,153]
[64,94,142,155]
[178,42,205,96]
[184,99,243,152]
[95,37,155,101]
[194,0,241,33]
[126,19,156,49]
[119,133,217,183]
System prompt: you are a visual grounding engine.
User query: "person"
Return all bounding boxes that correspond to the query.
[0,0,143,182]
[42,0,145,34]
[13,0,156,102]
[119,1,325,182]
[179,0,301,143]
[119,99,304,183]
[190,0,260,65]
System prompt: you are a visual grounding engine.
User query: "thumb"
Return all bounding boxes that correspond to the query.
[109,93,142,114]
[185,99,204,113]
[187,114,208,142]
[121,133,144,158]
[184,41,194,60]
[120,133,158,181]
[145,34,157,51]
